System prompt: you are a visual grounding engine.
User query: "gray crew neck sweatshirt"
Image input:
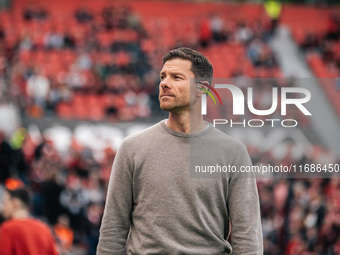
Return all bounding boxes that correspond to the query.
[97,120,263,255]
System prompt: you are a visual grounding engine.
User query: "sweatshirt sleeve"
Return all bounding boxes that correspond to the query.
[97,140,134,255]
[227,143,263,255]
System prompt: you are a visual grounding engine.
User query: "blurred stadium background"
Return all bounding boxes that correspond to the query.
[0,0,340,254]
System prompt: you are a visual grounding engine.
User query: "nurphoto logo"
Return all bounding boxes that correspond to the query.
[199,82,312,128]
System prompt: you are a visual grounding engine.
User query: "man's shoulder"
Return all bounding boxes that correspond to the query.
[0,219,13,232]
[120,121,164,148]
[1,218,51,233]
[0,219,27,234]
[0,218,26,229]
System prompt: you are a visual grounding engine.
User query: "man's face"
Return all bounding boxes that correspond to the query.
[159,58,196,113]
[2,192,14,219]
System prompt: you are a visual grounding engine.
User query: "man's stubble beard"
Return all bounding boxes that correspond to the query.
[160,99,190,113]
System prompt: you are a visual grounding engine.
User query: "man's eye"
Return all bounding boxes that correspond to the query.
[160,76,165,80]
[175,76,182,79]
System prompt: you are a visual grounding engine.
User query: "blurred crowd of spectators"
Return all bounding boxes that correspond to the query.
[194,11,312,128]
[199,14,279,70]
[0,3,285,123]
[0,128,110,255]
[297,11,340,119]
[300,11,340,78]
[0,4,157,122]
[250,143,340,254]
[193,11,313,128]
[259,176,340,254]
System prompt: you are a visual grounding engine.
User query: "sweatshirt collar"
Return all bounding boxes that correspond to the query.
[160,119,213,138]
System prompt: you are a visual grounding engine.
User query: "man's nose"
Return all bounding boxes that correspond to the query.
[160,77,171,90]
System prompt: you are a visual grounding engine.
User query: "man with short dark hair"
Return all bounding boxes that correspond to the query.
[97,47,263,254]
[0,188,59,255]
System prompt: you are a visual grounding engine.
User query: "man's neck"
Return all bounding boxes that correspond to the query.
[167,111,206,134]
[11,209,29,219]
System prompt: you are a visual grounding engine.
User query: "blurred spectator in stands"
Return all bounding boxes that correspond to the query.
[247,38,263,66]
[102,6,115,31]
[325,12,340,41]
[84,173,104,206]
[210,14,229,43]
[44,29,64,49]
[65,64,86,90]
[75,8,93,24]
[264,0,282,35]
[77,50,93,70]
[22,3,49,21]
[301,32,319,52]
[0,25,5,42]
[63,32,76,49]
[9,128,29,184]
[261,44,277,68]
[235,21,253,44]
[85,203,102,255]
[54,214,74,254]
[41,172,63,225]
[99,147,116,182]
[26,68,50,116]
[305,227,318,252]
[46,81,63,115]
[60,174,88,235]
[320,39,335,65]
[247,38,277,68]
[0,132,12,184]
[199,17,212,48]
[31,139,62,186]
[18,33,33,51]
[116,5,132,30]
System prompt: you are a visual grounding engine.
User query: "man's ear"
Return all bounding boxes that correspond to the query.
[196,81,210,96]
[12,198,22,210]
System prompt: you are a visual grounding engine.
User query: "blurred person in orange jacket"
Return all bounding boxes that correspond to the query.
[54,214,74,253]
